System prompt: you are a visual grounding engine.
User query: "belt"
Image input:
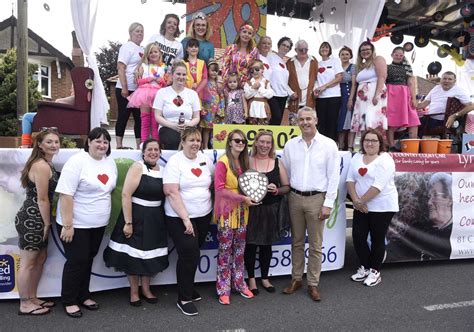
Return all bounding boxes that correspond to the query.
[291,188,324,196]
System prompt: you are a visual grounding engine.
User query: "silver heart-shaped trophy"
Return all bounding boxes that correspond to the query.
[238,170,269,203]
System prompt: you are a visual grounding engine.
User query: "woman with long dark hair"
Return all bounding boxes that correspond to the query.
[15,128,60,315]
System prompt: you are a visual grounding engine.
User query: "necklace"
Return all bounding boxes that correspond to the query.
[253,157,271,173]
[143,160,157,171]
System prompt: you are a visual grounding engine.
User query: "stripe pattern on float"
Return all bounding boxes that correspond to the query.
[107,240,168,259]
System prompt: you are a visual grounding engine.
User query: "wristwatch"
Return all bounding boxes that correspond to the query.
[455,112,460,118]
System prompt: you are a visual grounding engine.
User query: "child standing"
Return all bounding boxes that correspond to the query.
[128,43,168,142]
[244,60,274,125]
[184,38,208,100]
[224,72,247,124]
[201,60,225,148]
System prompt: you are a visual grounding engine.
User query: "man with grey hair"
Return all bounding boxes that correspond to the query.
[286,40,319,125]
[282,107,340,301]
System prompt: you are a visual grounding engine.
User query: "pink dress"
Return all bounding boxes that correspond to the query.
[128,63,168,108]
[386,63,420,128]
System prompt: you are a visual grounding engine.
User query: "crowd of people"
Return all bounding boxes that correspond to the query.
[14,12,469,318]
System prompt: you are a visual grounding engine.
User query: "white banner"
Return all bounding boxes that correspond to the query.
[0,149,350,299]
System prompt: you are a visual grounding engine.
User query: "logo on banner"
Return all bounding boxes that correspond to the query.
[0,255,15,292]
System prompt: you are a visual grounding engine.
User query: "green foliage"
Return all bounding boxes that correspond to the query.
[61,137,78,149]
[0,49,41,116]
[0,114,18,136]
[95,41,121,94]
[0,48,42,135]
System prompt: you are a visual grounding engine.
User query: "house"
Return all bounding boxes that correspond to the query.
[0,15,78,101]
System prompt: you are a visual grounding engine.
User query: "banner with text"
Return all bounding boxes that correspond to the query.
[385,153,474,262]
[0,149,349,299]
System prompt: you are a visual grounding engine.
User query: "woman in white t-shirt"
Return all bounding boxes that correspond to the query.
[314,42,343,141]
[346,129,398,287]
[148,14,184,67]
[154,60,201,150]
[115,22,144,149]
[163,128,215,316]
[55,127,118,318]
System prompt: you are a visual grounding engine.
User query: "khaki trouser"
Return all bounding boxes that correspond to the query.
[288,191,325,286]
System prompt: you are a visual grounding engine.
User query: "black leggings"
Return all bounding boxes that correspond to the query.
[159,126,181,150]
[268,96,287,126]
[56,224,105,306]
[316,96,341,141]
[165,213,211,301]
[244,244,272,279]
[352,210,395,271]
[115,88,141,139]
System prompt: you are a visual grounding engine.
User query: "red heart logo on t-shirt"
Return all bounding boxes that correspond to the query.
[191,168,202,177]
[469,140,474,146]
[279,63,285,69]
[97,174,109,184]
[263,63,269,69]
[358,168,368,176]
[139,52,144,58]
[318,67,326,73]
[173,95,183,107]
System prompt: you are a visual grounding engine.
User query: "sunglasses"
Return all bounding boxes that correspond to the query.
[297,48,308,52]
[232,138,247,144]
[250,67,261,74]
[41,126,59,132]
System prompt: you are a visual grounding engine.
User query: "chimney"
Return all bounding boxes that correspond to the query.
[71,31,84,67]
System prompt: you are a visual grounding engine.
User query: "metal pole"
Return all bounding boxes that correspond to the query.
[16,0,28,132]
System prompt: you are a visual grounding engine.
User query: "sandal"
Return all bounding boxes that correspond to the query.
[18,306,50,316]
[33,298,56,308]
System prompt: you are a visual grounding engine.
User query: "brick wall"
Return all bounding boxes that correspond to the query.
[49,60,73,101]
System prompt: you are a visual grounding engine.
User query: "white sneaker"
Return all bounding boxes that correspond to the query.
[351,266,369,282]
[363,269,381,287]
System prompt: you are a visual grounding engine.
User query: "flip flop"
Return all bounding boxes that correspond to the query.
[37,300,56,308]
[18,307,51,316]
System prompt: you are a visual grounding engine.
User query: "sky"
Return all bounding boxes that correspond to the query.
[1,0,460,78]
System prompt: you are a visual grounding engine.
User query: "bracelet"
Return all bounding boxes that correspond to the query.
[125,221,132,226]
[62,224,72,230]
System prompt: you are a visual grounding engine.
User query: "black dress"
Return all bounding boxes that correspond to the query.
[246,159,282,245]
[104,162,169,276]
[15,162,58,251]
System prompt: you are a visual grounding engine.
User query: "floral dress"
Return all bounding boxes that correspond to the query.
[351,67,388,132]
[201,80,225,128]
[222,44,259,87]
[225,89,246,124]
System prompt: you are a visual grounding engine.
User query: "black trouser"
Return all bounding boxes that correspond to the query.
[159,127,181,150]
[352,210,395,271]
[316,97,341,141]
[269,96,287,126]
[57,224,105,306]
[244,244,272,279]
[165,213,212,301]
[115,88,141,139]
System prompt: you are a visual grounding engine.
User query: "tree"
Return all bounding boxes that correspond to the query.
[95,41,121,94]
[0,48,41,136]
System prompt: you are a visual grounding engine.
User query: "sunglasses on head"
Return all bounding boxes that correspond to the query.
[232,138,247,144]
[41,126,58,132]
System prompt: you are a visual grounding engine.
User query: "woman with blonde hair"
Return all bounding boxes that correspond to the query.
[181,12,214,64]
[222,23,259,87]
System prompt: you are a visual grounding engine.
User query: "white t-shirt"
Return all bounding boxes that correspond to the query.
[346,152,399,212]
[163,151,215,218]
[317,57,344,98]
[425,85,471,120]
[153,86,201,124]
[56,151,118,228]
[268,53,291,97]
[116,41,144,91]
[258,53,273,81]
[147,34,184,67]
